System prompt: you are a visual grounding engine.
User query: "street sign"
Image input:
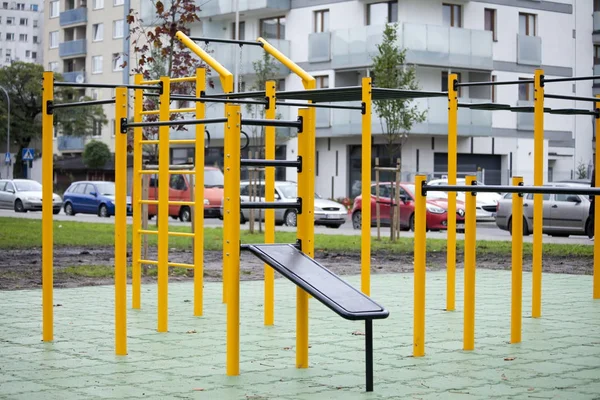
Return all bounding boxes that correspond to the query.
[22,148,34,161]
[4,152,10,164]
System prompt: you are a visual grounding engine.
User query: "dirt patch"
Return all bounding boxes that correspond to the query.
[0,246,594,291]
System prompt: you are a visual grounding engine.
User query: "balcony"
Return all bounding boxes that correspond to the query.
[58,136,85,152]
[330,23,493,71]
[62,71,85,83]
[60,7,87,27]
[517,34,541,66]
[59,40,87,58]
[308,32,331,63]
[516,100,534,131]
[199,0,290,19]
[211,40,291,77]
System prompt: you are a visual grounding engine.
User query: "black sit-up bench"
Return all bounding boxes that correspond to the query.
[242,243,390,392]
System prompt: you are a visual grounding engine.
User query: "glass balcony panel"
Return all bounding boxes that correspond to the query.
[60,7,87,26]
[517,34,541,66]
[200,0,290,18]
[517,100,534,130]
[59,39,87,58]
[62,71,85,83]
[309,32,331,63]
[58,136,85,151]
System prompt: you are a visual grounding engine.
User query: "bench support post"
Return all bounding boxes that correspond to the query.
[365,319,373,392]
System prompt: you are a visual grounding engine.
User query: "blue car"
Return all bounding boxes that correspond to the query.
[63,181,132,218]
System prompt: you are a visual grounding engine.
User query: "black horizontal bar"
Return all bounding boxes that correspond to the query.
[240,201,301,210]
[198,97,267,106]
[423,184,600,196]
[190,36,264,47]
[242,118,302,129]
[240,159,301,169]
[276,101,362,110]
[544,75,600,84]
[51,99,116,109]
[202,90,265,99]
[455,79,533,88]
[545,93,600,103]
[54,82,162,90]
[125,118,227,129]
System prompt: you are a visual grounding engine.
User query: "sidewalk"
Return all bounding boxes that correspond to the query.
[1,270,599,399]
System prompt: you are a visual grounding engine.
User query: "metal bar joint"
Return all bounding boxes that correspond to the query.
[46,100,54,115]
[120,118,128,134]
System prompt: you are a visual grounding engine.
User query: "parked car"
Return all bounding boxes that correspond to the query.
[0,179,62,214]
[495,183,592,237]
[351,182,466,232]
[146,166,225,222]
[220,180,348,228]
[63,181,132,217]
[426,178,502,221]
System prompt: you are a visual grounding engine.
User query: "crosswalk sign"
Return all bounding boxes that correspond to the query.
[22,148,34,161]
[4,152,10,164]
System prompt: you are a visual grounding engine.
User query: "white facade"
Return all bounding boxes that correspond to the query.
[0,1,43,66]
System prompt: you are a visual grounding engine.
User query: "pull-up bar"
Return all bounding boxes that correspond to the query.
[54,82,162,91]
[189,36,264,47]
[544,75,600,84]
[121,117,303,131]
[422,183,600,196]
[170,94,268,106]
[50,98,116,110]
[458,102,597,116]
[454,79,534,88]
[545,93,600,103]
[276,101,363,111]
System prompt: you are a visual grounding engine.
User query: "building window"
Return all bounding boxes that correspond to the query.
[50,1,59,18]
[92,119,102,137]
[595,45,600,65]
[441,71,462,97]
[2,2,6,9]
[33,20,38,28]
[596,0,600,12]
[91,89,99,100]
[367,1,398,25]
[519,13,536,36]
[48,61,58,72]
[231,21,245,40]
[443,3,462,28]
[6,17,13,25]
[315,75,329,89]
[25,50,30,57]
[49,31,58,48]
[92,56,103,73]
[112,53,124,71]
[5,48,10,63]
[93,23,103,41]
[19,18,27,26]
[18,34,27,42]
[491,75,496,102]
[94,0,104,9]
[113,20,124,38]
[5,33,14,41]
[114,0,124,6]
[31,51,36,60]
[260,16,285,39]
[33,35,38,43]
[518,77,532,101]
[30,3,38,11]
[16,3,24,10]
[314,9,329,33]
[484,8,496,41]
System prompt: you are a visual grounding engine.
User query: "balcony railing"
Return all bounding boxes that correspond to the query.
[59,39,87,58]
[60,7,87,26]
[308,32,331,63]
[330,23,493,70]
[517,34,541,66]
[62,71,85,83]
[58,136,85,152]
[199,0,290,18]
[210,39,291,77]
[516,100,534,131]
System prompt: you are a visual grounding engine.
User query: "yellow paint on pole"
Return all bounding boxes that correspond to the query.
[361,77,372,296]
[194,68,206,316]
[413,175,427,357]
[41,71,54,342]
[595,96,600,300]
[132,74,143,309]
[447,73,458,312]
[511,176,524,344]
[463,176,477,351]
[532,69,544,318]
[264,81,276,326]
[114,87,128,355]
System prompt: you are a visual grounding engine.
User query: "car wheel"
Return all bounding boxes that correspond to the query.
[64,203,75,216]
[53,208,60,215]
[14,199,26,213]
[508,217,529,236]
[409,214,415,232]
[352,211,361,230]
[179,206,191,222]
[284,210,297,227]
[326,224,343,229]
[99,204,110,218]
[586,218,594,239]
[239,211,246,224]
[148,214,155,221]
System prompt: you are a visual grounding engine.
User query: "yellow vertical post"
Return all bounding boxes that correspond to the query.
[264,80,276,326]
[595,97,600,299]
[413,175,427,357]
[194,68,206,316]
[41,71,54,342]
[447,73,458,312]
[114,87,128,355]
[132,74,143,309]
[224,104,241,375]
[532,69,544,318]
[511,177,524,344]
[157,76,171,332]
[361,77,372,296]
[463,176,477,351]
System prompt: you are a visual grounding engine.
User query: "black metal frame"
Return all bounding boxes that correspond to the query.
[422,183,600,197]
[240,158,302,172]
[54,82,162,91]
[275,101,363,111]
[454,79,534,88]
[49,99,116,111]
[189,36,264,47]
[545,93,600,103]
[120,117,304,132]
[240,201,302,212]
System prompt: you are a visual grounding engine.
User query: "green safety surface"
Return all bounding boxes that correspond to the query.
[1,269,599,399]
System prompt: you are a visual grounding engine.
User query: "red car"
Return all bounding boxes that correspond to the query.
[351,182,466,232]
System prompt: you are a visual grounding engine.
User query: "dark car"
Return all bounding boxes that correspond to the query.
[63,181,132,218]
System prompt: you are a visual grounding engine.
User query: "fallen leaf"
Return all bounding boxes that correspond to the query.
[186,330,197,334]
[504,357,516,361]
[352,331,365,336]
[501,373,508,381]
[283,347,291,350]
[528,388,535,392]
[193,388,204,391]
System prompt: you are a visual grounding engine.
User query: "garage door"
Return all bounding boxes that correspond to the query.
[434,153,502,185]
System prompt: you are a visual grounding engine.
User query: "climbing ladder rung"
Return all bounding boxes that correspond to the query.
[139,200,158,205]
[139,259,158,265]
[138,259,195,269]
[139,170,196,175]
[138,230,195,238]
[169,201,195,206]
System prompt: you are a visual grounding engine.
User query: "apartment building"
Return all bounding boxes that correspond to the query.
[0,1,43,66]
[191,0,593,199]
[43,0,132,157]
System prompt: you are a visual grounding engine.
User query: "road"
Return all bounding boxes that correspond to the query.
[0,209,593,245]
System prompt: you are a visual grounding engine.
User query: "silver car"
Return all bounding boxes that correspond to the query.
[0,179,63,214]
[222,180,348,228]
[495,183,592,237]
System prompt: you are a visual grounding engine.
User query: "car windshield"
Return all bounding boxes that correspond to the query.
[205,169,224,188]
[404,184,448,200]
[14,180,42,192]
[277,183,322,199]
[95,182,116,196]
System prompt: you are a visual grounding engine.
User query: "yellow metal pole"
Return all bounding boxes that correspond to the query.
[132,74,143,309]
[361,77,372,296]
[257,38,316,90]
[114,87,128,355]
[595,97,600,299]
[224,104,241,376]
[463,176,477,351]
[413,175,427,357]
[157,76,171,332]
[41,71,54,342]
[194,68,206,316]
[447,73,458,312]
[511,176,524,344]
[264,80,276,326]
[532,69,544,318]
